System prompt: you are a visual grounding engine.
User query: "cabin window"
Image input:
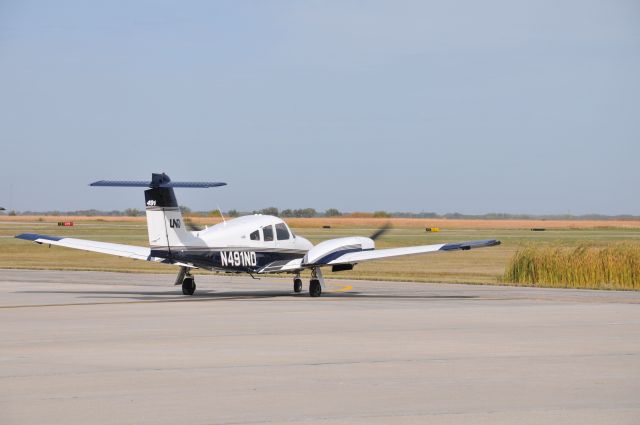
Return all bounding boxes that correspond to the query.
[250,230,260,241]
[262,225,274,241]
[275,223,290,240]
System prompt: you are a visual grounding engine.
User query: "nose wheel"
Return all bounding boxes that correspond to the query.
[293,278,302,293]
[182,276,196,295]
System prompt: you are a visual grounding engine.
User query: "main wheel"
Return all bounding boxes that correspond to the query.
[309,279,322,297]
[182,277,196,295]
[293,278,302,293]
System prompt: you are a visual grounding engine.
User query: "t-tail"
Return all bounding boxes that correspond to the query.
[90,173,226,256]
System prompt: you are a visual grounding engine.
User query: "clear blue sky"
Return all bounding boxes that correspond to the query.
[1,1,639,214]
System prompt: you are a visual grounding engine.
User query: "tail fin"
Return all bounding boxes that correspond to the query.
[90,173,226,255]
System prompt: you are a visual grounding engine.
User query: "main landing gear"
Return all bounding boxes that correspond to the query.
[182,276,196,295]
[292,268,324,297]
[309,267,325,298]
[309,279,321,297]
[175,266,196,296]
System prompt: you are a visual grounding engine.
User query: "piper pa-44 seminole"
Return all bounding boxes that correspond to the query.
[16,173,500,297]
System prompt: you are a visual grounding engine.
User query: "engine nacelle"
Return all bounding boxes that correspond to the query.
[303,237,374,265]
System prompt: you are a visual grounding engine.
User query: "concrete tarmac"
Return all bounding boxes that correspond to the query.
[1,269,639,425]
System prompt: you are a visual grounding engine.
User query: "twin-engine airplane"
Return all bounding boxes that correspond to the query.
[16,173,500,297]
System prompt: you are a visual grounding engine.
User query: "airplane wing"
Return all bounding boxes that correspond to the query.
[15,233,194,267]
[329,239,500,264]
[258,239,500,273]
[258,258,304,274]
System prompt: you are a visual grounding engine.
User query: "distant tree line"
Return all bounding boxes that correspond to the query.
[7,209,640,221]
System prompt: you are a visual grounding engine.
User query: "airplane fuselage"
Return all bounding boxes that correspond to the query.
[150,214,313,273]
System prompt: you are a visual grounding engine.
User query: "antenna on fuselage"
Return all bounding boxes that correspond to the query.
[218,205,226,225]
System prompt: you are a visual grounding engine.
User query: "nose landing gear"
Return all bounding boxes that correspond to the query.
[293,276,303,293]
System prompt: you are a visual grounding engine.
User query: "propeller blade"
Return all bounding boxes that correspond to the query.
[184,217,204,232]
[369,222,392,241]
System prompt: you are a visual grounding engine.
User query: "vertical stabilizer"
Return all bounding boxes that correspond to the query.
[144,174,200,253]
[90,173,227,257]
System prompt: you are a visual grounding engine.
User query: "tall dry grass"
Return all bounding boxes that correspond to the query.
[503,244,640,290]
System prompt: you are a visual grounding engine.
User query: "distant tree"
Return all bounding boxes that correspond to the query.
[280,209,293,217]
[444,212,463,219]
[373,211,391,218]
[124,208,141,217]
[347,212,374,218]
[259,207,279,216]
[8,210,17,216]
[420,212,438,218]
[208,210,222,217]
[293,208,317,218]
[179,205,192,215]
[325,208,342,217]
[227,209,239,217]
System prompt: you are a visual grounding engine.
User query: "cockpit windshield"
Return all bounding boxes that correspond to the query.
[275,223,290,240]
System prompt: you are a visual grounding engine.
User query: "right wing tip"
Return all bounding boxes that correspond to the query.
[15,233,63,242]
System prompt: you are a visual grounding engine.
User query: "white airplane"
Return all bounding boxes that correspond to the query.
[16,173,500,297]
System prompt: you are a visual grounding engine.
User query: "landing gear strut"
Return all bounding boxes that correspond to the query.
[175,266,196,295]
[293,276,302,293]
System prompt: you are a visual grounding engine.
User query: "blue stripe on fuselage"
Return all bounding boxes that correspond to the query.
[150,248,304,271]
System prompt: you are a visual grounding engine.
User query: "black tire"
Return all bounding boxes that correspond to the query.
[293,278,302,293]
[309,279,322,297]
[182,277,196,295]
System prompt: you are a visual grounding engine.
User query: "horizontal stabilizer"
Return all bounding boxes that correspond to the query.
[90,180,226,188]
[90,172,226,188]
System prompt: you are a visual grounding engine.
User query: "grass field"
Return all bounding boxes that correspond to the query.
[1,216,639,289]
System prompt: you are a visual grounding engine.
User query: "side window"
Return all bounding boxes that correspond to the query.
[275,223,290,240]
[250,230,260,241]
[262,225,274,242]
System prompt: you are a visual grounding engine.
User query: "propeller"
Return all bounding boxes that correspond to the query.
[369,222,392,241]
[184,217,204,232]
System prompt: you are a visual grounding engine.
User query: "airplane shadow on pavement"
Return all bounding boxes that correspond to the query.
[16,289,479,302]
